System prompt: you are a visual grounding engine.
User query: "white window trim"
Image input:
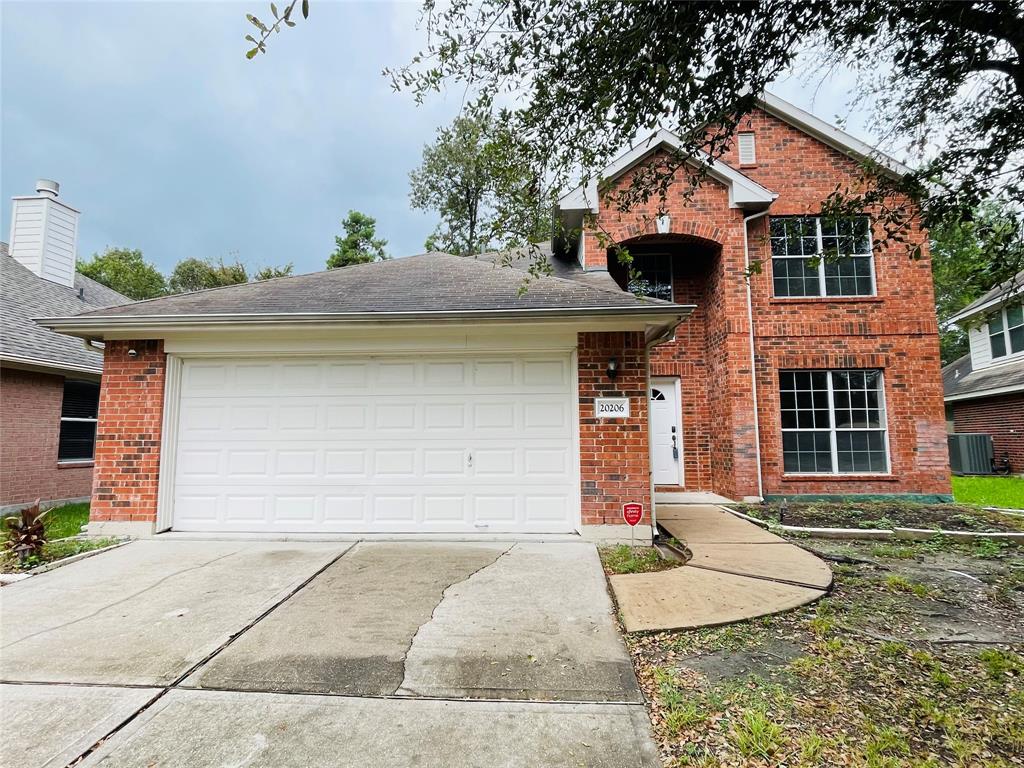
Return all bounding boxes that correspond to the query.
[988,302,1024,361]
[780,369,891,476]
[771,216,877,298]
[58,417,98,463]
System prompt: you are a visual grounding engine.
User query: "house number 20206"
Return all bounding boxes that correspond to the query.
[594,398,630,418]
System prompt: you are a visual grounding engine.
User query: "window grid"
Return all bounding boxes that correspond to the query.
[989,301,1024,360]
[770,216,876,298]
[628,254,674,302]
[779,370,890,475]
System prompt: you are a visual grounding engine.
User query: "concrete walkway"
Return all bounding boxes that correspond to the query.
[1,539,657,768]
[609,505,832,632]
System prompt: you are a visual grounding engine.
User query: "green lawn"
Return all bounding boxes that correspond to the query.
[40,501,91,538]
[952,475,1024,509]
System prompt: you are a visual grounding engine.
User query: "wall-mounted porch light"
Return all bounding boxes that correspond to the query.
[606,357,619,380]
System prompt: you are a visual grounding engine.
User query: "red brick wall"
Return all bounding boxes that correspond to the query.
[90,340,166,524]
[583,107,951,499]
[578,332,652,525]
[0,367,94,506]
[952,393,1024,474]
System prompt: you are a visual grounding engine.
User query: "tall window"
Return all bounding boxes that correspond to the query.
[58,380,100,462]
[779,370,889,474]
[770,216,874,298]
[989,302,1024,359]
[627,253,673,301]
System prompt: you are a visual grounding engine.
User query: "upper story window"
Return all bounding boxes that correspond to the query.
[770,216,875,298]
[58,379,100,462]
[989,301,1024,359]
[627,253,673,301]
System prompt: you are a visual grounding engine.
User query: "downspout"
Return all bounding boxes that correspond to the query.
[743,210,770,501]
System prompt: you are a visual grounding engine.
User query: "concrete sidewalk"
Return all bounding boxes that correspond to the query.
[610,505,832,632]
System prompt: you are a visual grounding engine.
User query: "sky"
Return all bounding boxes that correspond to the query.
[1,1,877,276]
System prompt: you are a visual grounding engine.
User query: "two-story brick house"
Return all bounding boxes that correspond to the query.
[41,93,951,541]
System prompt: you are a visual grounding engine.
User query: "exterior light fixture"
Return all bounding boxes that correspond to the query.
[656,214,672,234]
[127,348,138,358]
[607,357,618,380]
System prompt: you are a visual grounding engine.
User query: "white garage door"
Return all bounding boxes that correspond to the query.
[170,354,578,533]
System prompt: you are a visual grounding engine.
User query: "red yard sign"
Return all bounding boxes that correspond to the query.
[622,503,643,527]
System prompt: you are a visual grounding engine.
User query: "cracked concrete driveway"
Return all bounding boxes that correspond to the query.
[1,539,656,768]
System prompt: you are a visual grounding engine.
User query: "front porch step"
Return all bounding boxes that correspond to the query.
[655,491,736,505]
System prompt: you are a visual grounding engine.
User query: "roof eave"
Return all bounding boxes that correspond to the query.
[38,304,696,338]
[0,354,103,376]
[945,382,1024,402]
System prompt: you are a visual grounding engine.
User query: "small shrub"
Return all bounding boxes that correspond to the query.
[3,499,48,566]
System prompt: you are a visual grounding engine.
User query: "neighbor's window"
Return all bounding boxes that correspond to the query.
[627,253,673,301]
[58,379,100,462]
[770,216,874,298]
[989,301,1024,359]
[779,370,889,474]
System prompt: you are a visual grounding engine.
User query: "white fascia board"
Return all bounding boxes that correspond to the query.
[948,282,1024,325]
[945,382,1024,402]
[757,92,914,179]
[0,354,103,376]
[559,129,775,213]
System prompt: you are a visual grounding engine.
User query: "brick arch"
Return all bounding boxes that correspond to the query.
[609,221,725,249]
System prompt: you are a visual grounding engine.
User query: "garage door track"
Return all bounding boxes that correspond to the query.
[1,539,656,767]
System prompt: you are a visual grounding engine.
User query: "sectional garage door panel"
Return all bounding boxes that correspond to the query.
[171,355,578,533]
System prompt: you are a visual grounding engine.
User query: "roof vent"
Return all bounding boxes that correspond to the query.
[738,133,756,165]
[35,179,60,198]
[8,179,81,288]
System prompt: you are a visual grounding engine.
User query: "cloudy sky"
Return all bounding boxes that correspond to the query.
[2,1,875,276]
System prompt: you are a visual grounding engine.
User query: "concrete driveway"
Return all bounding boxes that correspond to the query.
[1,539,656,768]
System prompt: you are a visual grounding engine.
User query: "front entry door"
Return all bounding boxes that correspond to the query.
[650,378,683,485]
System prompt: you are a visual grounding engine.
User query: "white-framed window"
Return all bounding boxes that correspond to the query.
[58,379,100,462]
[770,216,875,298]
[738,132,756,165]
[779,370,890,474]
[628,253,673,301]
[988,301,1024,359]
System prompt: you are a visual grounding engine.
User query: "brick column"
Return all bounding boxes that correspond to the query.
[89,340,166,536]
[578,331,652,540]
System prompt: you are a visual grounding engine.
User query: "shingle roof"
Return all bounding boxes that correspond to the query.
[67,252,673,320]
[1,250,131,373]
[477,241,627,292]
[942,352,1024,400]
[949,270,1024,324]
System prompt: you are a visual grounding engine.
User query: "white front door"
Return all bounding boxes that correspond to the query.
[650,378,682,486]
[170,354,578,534]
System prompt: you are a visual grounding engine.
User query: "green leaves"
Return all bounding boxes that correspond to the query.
[76,247,167,300]
[327,211,389,268]
[242,0,306,58]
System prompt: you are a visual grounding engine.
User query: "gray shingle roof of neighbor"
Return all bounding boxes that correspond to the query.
[949,270,1024,323]
[66,251,674,320]
[942,352,1024,400]
[1,247,131,372]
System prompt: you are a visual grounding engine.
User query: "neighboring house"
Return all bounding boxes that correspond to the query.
[40,93,950,541]
[0,180,131,510]
[942,271,1024,473]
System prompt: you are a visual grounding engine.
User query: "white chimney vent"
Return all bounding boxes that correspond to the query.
[8,179,80,287]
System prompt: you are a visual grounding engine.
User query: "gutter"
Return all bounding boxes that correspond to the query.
[0,353,102,377]
[742,209,770,501]
[37,304,696,336]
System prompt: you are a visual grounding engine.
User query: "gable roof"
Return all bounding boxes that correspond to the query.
[757,92,914,179]
[476,241,625,292]
[1,247,132,374]
[943,352,1024,402]
[39,252,689,336]
[948,270,1024,325]
[559,128,777,213]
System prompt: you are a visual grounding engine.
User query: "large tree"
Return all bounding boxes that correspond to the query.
[409,115,549,256]
[931,203,1024,365]
[248,1,1024,285]
[168,257,249,293]
[327,210,388,268]
[76,247,166,300]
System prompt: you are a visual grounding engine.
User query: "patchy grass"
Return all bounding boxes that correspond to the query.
[39,502,91,539]
[599,545,682,575]
[731,498,1024,533]
[624,538,1023,767]
[953,475,1024,509]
